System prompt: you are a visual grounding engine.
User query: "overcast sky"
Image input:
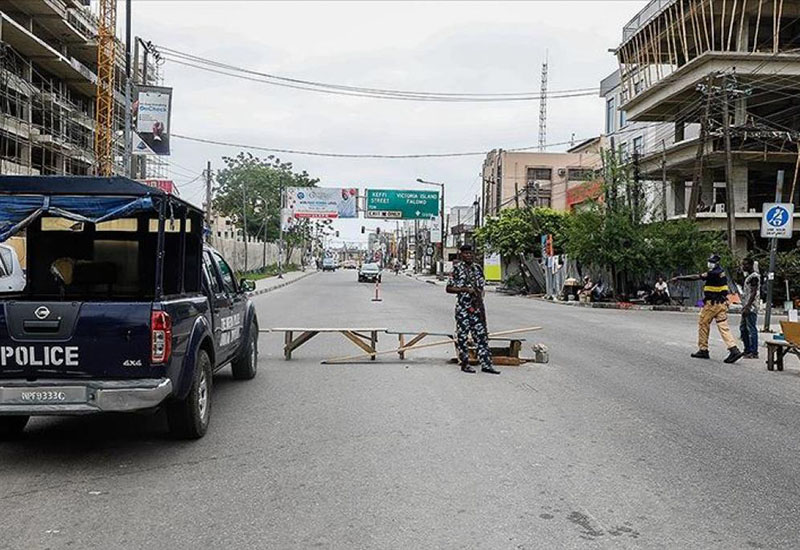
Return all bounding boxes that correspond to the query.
[129,0,646,242]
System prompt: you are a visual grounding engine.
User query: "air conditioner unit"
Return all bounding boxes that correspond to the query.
[715,203,725,213]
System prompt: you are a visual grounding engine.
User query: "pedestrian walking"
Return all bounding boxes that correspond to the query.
[446,244,500,375]
[671,253,744,363]
[739,258,761,359]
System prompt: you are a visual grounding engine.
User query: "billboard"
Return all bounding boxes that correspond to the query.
[286,187,358,218]
[133,86,172,156]
[141,179,178,195]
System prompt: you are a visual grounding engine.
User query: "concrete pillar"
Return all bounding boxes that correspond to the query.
[735,97,747,126]
[673,177,686,216]
[675,121,685,143]
[701,168,714,205]
[731,162,748,213]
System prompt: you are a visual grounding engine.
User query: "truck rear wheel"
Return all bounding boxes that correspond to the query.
[0,416,29,439]
[167,349,212,440]
[231,324,258,380]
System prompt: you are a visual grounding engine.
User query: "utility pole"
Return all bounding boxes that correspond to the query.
[688,74,714,219]
[123,0,133,178]
[722,75,737,254]
[242,181,248,272]
[763,170,785,332]
[661,139,668,221]
[204,161,212,239]
[278,183,284,279]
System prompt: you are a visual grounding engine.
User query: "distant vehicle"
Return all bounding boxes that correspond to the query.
[0,244,24,293]
[342,260,357,270]
[358,263,382,283]
[0,177,259,440]
[322,257,336,272]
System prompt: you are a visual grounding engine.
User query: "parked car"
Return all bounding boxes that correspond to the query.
[358,263,382,283]
[0,176,259,440]
[0,244,25,293]
[322,257,336,272]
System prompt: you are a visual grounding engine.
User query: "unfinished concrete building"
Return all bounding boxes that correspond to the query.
[0,0,160,176]
[613,0,800,249]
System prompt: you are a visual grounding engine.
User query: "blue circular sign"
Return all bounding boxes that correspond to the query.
[767,205,790,227]
[297,192,305,199]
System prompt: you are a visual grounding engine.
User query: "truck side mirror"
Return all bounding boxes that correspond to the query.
[240,278,256,293]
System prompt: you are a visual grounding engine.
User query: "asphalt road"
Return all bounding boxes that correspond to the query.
[3,270,800,549]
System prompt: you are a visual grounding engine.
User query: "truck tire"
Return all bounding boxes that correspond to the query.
[0,416,29,439]
[231,324,258,380]
[167,349,212,440]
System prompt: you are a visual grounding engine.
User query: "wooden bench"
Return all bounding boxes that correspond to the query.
[766,321,800,371]
[271,328,387,360]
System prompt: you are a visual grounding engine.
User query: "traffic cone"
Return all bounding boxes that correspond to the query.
[372,280,383,302]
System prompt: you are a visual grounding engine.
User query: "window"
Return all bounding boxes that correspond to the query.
[633,136,644,156]
[527,167,552,181]
[202,253,221,294]
[606,97,616,134]
[212,252,236,295]
[619,142,629,162]
[567,168,598,181]
[620,109,627,128]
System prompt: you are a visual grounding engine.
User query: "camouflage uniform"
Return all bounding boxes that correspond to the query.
[448,261,492,368]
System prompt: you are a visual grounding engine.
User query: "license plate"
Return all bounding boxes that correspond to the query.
[0,386,87,405]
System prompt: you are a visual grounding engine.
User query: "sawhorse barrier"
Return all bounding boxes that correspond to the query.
[271,328,388,360]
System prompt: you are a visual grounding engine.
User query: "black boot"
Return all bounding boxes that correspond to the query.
[724,346,744,364]
[691,349,710,359]
[461,364,476,374]
[481,365,501,375]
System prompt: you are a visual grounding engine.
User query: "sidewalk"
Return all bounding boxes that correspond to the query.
[247,270,315,297]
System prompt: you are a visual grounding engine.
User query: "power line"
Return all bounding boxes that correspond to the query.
[172,133,588,159]
[156,45,600,102]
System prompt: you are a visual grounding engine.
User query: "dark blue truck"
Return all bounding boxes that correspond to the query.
[0,176,259,439]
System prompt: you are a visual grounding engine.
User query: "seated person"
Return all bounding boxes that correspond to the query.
[650,276,671,305]
[579,276,595,303]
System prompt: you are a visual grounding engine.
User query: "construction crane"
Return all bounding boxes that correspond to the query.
[94,0,117,176]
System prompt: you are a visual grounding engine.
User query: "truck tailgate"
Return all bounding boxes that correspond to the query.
[0,301,159,379]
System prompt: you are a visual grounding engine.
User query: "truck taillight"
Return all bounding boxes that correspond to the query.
[151,311,172,364]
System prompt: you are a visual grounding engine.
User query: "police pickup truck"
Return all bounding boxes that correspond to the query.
[0,177,259,439]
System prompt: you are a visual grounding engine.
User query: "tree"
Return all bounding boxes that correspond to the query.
[213,152,319,243]
[475,207,568,257]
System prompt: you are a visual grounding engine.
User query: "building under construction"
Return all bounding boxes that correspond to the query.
[607,0,800,250]
[0,0,160,177]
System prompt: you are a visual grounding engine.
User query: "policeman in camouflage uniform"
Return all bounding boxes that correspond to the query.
[446,245,500,374]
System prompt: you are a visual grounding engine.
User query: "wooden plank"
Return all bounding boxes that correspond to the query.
[323,327,542,364]
[398,333,406,359]
[272,327,388,332]
[492,356,522,367]
[342,330,377,358]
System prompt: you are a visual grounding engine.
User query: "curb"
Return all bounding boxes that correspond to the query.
[247,271,316,298]
[532,297,784,316]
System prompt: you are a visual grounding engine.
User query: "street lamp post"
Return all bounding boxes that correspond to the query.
[416,178,445,274]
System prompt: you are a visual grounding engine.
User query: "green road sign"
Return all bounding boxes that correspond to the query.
[365,189,440,219]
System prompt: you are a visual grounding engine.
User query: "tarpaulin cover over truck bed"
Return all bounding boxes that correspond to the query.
[0,175,201,242]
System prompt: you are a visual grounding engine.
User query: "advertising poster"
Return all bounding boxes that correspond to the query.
[484,252,502,281]
[287,187,358,218]
[133,86,172,156]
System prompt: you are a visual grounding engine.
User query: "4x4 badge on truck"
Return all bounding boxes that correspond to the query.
[34,306,50,320]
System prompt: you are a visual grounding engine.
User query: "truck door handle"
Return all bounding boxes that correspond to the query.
[23,320,60,332]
